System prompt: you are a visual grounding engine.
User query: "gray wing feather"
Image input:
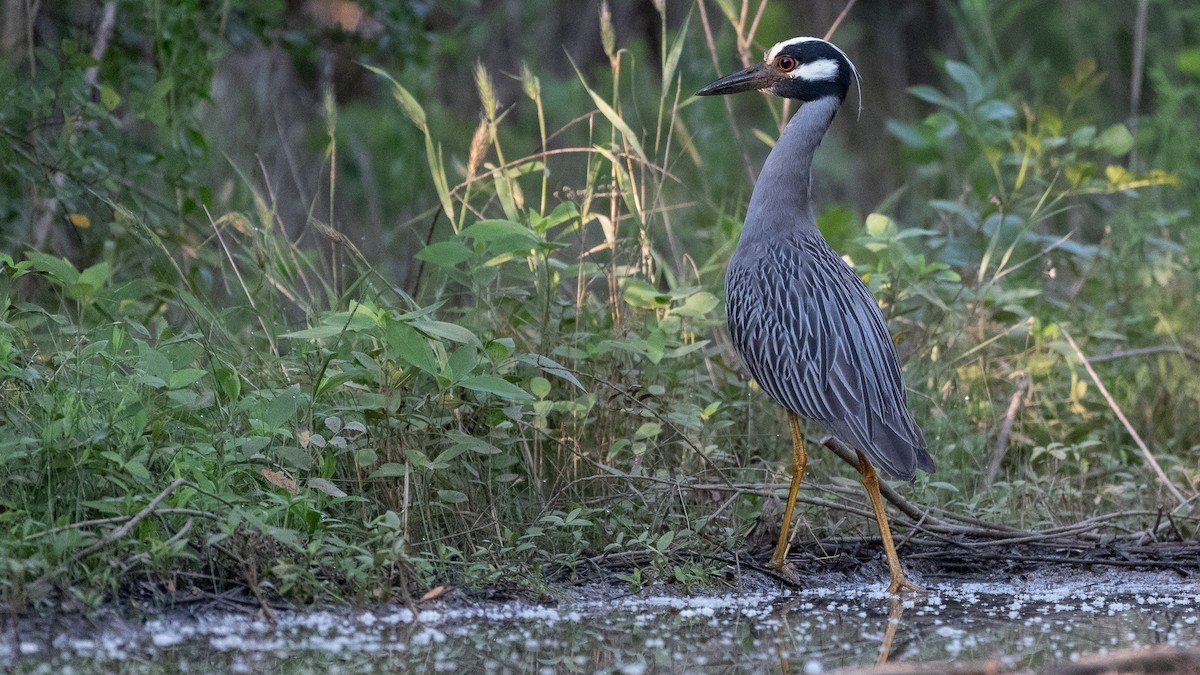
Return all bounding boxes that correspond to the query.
[727,233,934,479]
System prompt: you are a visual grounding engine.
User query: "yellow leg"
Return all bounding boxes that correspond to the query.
[769,412,808,576]
[855,450,921,594]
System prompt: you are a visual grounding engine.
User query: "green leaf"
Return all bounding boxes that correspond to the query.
[100,84,121,111]
[77,262,110,290]
[412,319,479,345]
[1178,48,1200,77]
[672,291,718,318]
[634,422,662,440]
[137,343,173,383]
[530,376,551,399]
[927,481,960,493]
[437,489,468,504]
[370,463,407,479]
[125,461,151,481]
[169,368,207,389]
[865,213,898,237]
[1094,124,1134,156]
[215,367,241,401]
[458,375,533,401]
[906,85,962,113]
[386,321,439,376]
[976,99,1015,121]
[655,530,675,552]
[416,240,472,267]
[944,60,985,107]
[25,252,80,286]
[574,65,647,163]
[263,389,300,428]
[518,354,586,391]
[623,278,670,309]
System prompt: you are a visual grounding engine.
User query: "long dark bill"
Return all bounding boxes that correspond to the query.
[696,62,782,96]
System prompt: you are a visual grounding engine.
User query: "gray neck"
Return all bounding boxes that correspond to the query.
[742,96,841,242]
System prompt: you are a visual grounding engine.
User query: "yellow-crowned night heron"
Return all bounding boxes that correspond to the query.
[699,37,934,593]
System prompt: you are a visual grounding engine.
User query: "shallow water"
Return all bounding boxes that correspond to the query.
[5,572,1199,673]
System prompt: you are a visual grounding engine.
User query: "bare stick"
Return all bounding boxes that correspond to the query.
[83,2,117,91]
[1062,329,1187,506]
[1088,345,1200,365]
[823,0,859,41]
[983,372,1032,489]
[1128,0,1147,165]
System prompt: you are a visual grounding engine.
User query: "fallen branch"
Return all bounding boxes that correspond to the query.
[31,478,187,589]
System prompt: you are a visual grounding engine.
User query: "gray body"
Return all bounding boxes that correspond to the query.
[726,97,935,480]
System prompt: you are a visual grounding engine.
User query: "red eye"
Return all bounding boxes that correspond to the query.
[777,55,797,72]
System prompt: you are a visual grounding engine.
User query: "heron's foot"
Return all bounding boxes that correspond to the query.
[885,575,923,595]
[768,557,803,586]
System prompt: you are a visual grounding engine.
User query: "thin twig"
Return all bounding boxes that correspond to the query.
[1087,345,1200,365]
[823,0,858,41]
[983,372,1032,489]
[32,478,187,588]
[1128,0,1150,166]
[1062,329,1187,506]
[83,2,117,91]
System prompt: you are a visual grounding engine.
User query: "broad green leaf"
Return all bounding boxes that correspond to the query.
[370,463,407,479]
[906,85,962,113]
[634,422,662,440]
[412,319,479,345]
[25,252,80,286]
[215,367,241,401]
[263,390,300,428]
[125,461,150,481]
[865,213,898,237]
[623,278,670,309]
[671,291,718,318]
[1094,124,1134,156]
[416,240,472,267]
[1178,48,1200,77]
[530,376,551,399]
[458,375,533,401]
[518,353,586,391]
[77,262,109,290]
[386,321,439,376]
[137,342,173,382]
[437,489,468,504]
[169,368,207,389]
[944,60,985,107]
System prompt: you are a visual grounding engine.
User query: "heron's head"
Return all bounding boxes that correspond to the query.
[697,37,860,105]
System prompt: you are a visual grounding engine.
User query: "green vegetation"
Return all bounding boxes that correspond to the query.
[1,1,1198,610]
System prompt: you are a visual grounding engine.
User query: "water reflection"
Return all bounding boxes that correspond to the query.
[4,572,1199,674]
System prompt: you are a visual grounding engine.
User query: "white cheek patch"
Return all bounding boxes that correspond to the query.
[790,58,840,81]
